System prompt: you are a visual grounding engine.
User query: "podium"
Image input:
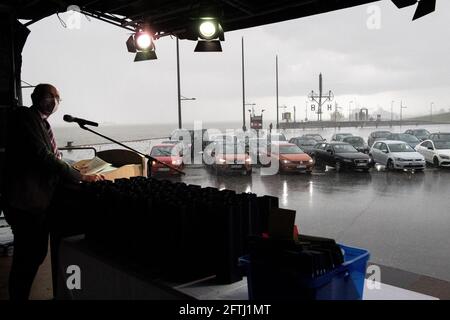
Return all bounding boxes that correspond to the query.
[72,149,147,181]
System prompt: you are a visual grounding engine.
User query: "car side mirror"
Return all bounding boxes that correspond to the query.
[326,149,333,153]
[382,149,388,153]
[428,146,434,150]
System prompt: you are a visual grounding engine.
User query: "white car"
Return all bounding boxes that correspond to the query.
[369,140,425,171]
[415,140,450,167]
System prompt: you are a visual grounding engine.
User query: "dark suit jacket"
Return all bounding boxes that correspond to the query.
[3,106,82,214]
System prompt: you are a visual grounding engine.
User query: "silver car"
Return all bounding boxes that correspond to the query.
[369,140,425,171]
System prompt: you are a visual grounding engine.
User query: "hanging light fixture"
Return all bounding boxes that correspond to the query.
[126,27,157,62]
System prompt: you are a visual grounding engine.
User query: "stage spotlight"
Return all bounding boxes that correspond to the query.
[126,30,157,61]
[194,18,224,52]
[198,20,219,40]
[135,32,152,50]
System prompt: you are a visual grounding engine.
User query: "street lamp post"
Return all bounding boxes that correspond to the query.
[276,55,279,129]
[176,37,182,129]
[430,102,434,122]
[391,100,394,125]
[305,100,308,122]
[348,100,353,121]
[176,37,196,129]
[400,100,407,127]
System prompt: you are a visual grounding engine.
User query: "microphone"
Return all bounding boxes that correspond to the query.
[63,114,99,127]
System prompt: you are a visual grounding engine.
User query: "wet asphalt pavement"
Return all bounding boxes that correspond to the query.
[164,165,450,283]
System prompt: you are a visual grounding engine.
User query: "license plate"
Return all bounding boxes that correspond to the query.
[158,168,170,172]
[231,165,242,168]
[296,165,306,169]
[356,163,367,166]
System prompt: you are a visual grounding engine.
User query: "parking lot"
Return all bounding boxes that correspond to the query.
[165,164,450,283]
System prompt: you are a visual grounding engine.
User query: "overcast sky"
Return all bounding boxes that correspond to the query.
[21,0,450,127]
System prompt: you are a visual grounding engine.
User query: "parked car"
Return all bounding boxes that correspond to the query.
[415,139,450,167]
[342,136,370,154]
[301,133,326,143]
[309,141,370,172]
[289,137,317,154]
[331,133,353,141]
[149,143,184,175]
[385,133,421,149]
[404,129,430,141]
[269,142,314,174]
[367,130,391,147]
[428,132,450,142]
[206,141,252,175]
[369,140,425,171]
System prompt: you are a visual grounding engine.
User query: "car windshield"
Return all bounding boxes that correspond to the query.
[298,139,317,146]
[414,129,430,136]
[388,143,415,152]
[343,137,364,146]
[215,143,245,154]
[304,135,323,141]
[333,144,358,153]
[151,146,175,156]
[398,134,419,143]
[433,133,450,141]
[434,141,450,150]
[373,132,391,138]
[279,145,304,154]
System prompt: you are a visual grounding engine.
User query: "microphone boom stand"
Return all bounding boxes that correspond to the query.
[78,124,185,176]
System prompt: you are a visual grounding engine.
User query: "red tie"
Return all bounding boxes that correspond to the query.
[43,119,61,159]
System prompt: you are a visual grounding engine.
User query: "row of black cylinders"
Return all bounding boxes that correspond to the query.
[77,176,280,284]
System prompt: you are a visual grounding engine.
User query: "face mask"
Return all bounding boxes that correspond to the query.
[39,97,59,117]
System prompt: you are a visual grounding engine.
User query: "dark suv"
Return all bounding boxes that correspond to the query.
[404,129,430,141]
[310,142,370,172]
[368,130,391,148]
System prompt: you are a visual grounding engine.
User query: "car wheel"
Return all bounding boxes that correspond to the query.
[313,156,323,169]
[433,157,440,168]
[369,154,375,167]
[387,159,394,171]
[335,161,341,172]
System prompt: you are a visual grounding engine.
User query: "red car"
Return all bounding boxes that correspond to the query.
[269,142,314,174]
[149,143,184,175]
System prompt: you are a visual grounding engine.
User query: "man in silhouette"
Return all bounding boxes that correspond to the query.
[2,83,104,300]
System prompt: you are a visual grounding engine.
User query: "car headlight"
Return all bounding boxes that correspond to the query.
[218,158,226,163]
[152,161,156,165]
[282,160,291,164]
[439,154,450,160]
[309,159,314,163]
[395,158,408,161]
[245,158,251,163]
[172,159,182,165]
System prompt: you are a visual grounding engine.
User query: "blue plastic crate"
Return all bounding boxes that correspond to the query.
[239,244,370,300]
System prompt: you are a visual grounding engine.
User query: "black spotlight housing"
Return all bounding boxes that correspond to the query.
[391,0,436,20]
[126,31,157,61]
[192,18,224,52]
[194,40,222,52]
